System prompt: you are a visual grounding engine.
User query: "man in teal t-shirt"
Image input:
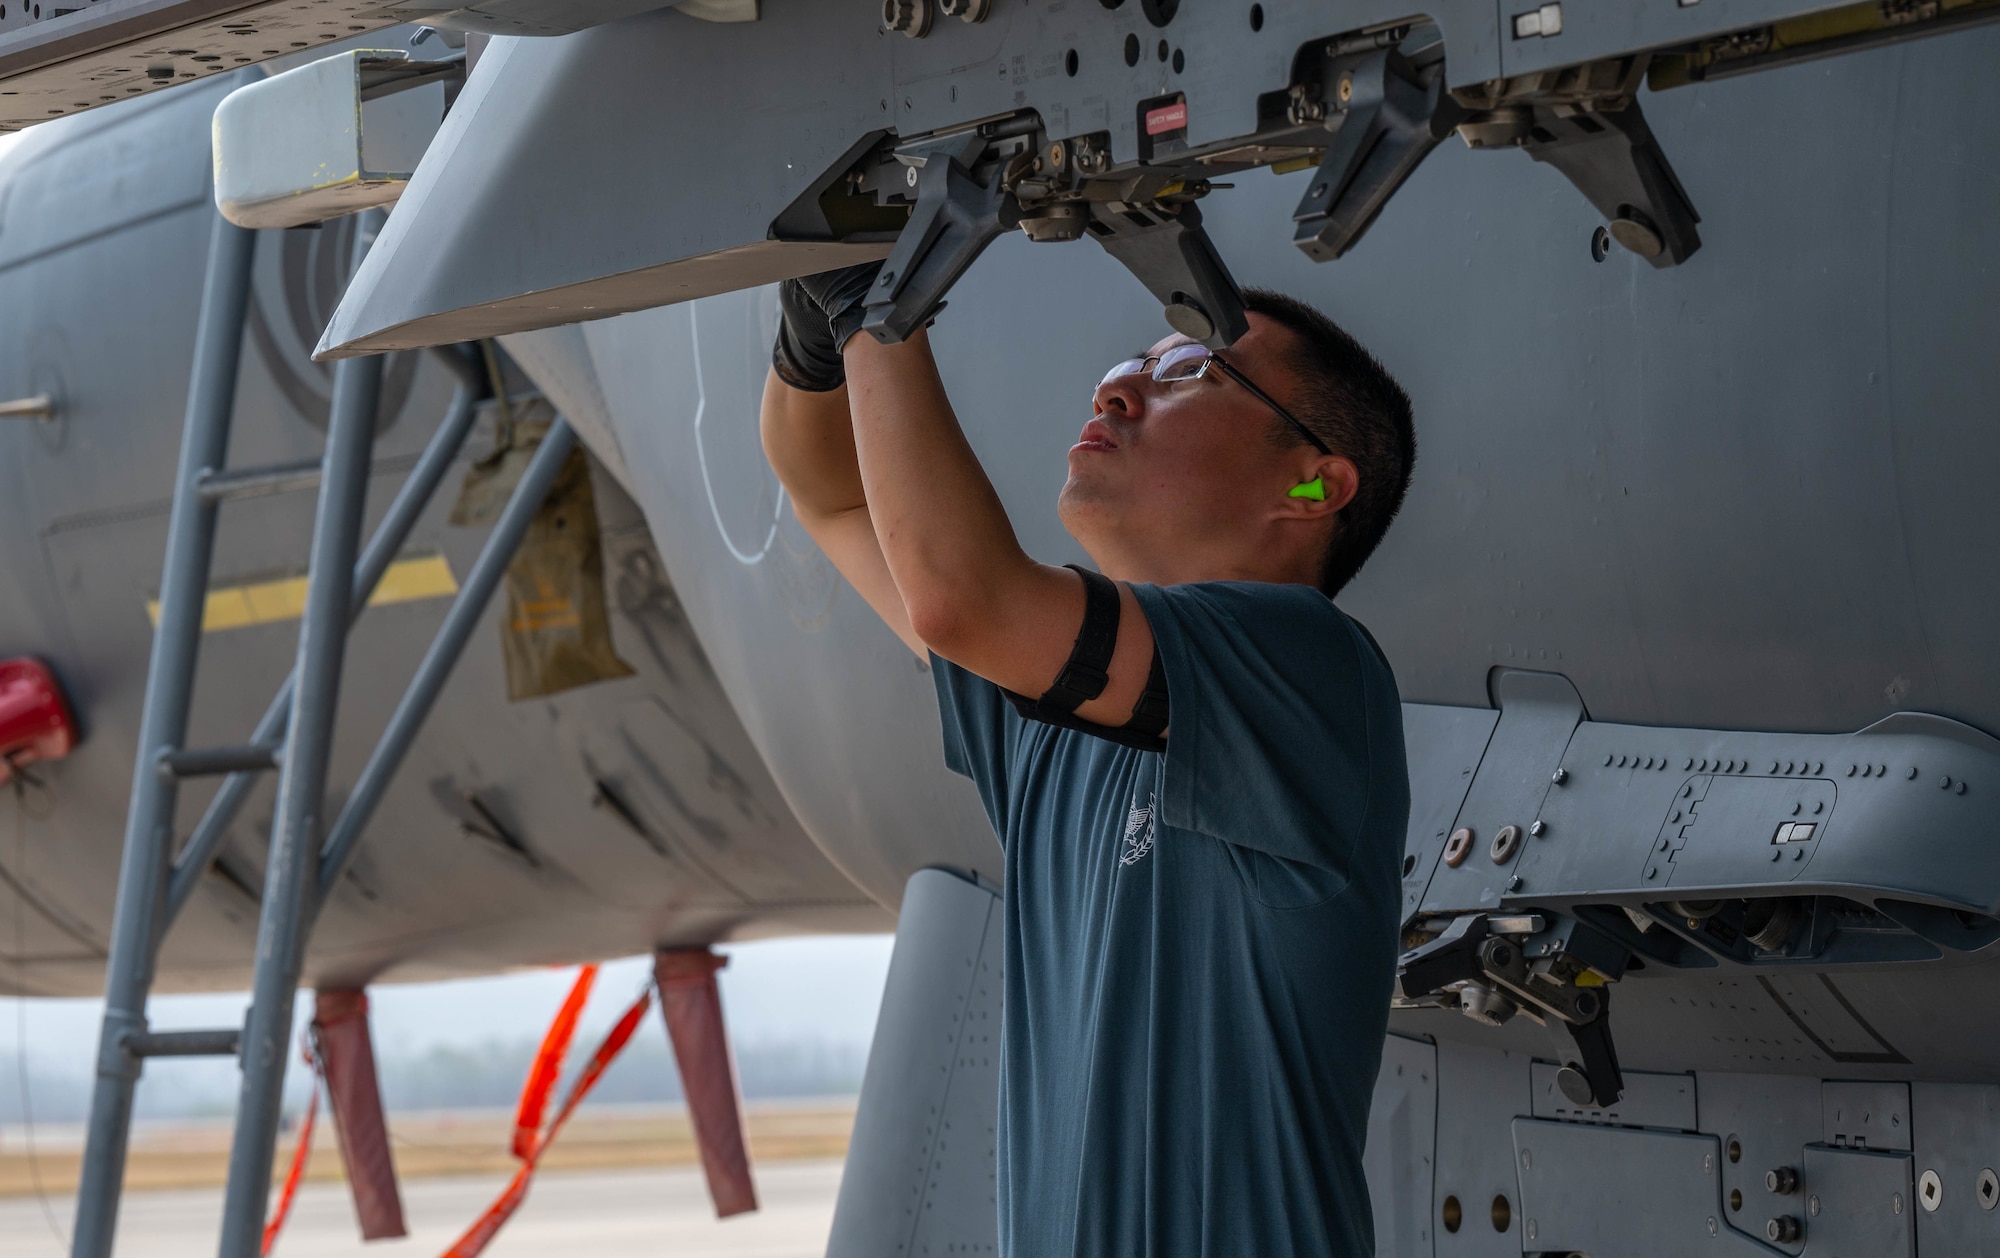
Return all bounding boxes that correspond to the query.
[762,267,1415,1257]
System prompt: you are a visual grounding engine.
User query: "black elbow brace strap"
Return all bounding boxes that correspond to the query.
[1002,565,1170,753]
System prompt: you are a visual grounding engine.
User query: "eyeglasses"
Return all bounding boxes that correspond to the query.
[1100,343,1332,457]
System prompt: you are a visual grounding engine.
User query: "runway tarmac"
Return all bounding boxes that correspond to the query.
[0,1160,841,1258]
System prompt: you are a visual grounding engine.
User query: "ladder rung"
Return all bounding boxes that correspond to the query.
[125,1028,240,1059]
[0,393,55,421]
[196,458,323,504]
[157,744,280,779]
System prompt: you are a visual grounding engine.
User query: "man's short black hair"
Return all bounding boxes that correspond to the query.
[1241,288,1416,596]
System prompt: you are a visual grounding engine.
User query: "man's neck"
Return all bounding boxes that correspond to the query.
[1091,534,1323,589]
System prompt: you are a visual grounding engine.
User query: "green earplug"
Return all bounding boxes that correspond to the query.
[1288,477,1326,501]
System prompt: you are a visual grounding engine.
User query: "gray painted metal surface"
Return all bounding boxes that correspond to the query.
[1395,705,1496,922]
[1909,1085,2000,1256]
[319,0,1503,354]
[1415,670,1583,914]
[570,290,1003,909]
[1530,1062,1695,1130]
[212,50,449,230]
[1698,1071,1821,1255]
[219,208,387,1258]
[828,867,1002,1258]
[1362,1035,1438,1258]
[317,13,898,355]
[0,2,697,130]
[0,82,884,1006]
[308,417,578,906]
[123,1026,241,1057]
[1431,1041,1531,1258]
[217,413,581,1256]
[1822,1081,1911,1152]
[316,2,2000,357]
[69,207,256,1258]
[1512,1119,1762,1257]
[495,324,633,493]
[1801,1144,1915,1258]
[161,358,482,924]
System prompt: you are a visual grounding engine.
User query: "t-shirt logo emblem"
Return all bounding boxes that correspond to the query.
[1120,793,1156,867]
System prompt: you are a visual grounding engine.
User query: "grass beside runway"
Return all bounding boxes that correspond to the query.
[0,1099,855,1198]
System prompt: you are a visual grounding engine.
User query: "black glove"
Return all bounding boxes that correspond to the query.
[772,261,885,392]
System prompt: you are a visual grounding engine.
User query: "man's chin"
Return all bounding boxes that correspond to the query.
[1059,474,1126,534]
[1056,479,1098,529]
[1057,475,1099,511]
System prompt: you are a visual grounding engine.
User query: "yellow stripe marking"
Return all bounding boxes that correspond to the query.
[147,553,459,632]
[362,553,459,608]
[241,576,308,625]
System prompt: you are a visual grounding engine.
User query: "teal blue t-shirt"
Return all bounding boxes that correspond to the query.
[933,580,1408,1258]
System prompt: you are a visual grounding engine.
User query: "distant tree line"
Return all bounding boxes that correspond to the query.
[378,1034,867,1112]
[0,1034,866,1126]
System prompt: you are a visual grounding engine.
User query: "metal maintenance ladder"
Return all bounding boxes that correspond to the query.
[69,207,579,1258]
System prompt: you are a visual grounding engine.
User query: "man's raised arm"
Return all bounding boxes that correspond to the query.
[758,267,1155,728]
[840,330,1157,728]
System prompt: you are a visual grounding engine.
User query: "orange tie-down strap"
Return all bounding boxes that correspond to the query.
[262,1040,323,1256]
[441,986,655,1258]
[512,964,599,1161]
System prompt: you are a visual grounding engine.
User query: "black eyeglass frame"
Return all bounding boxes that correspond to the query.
[1104,346,1333,458]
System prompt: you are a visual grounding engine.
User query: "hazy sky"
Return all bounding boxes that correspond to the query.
[0,935,896,1094]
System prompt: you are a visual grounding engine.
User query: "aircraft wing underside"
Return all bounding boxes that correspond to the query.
[9,0,1997,360]
[0,0,739,132]
[287,0,1992,357]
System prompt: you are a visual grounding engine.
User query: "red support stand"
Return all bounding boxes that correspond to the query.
[312,989,408,1241]
[654,947,759,1218]
[0,658,77,786]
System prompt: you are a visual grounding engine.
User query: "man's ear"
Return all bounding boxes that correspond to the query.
[1283,456,1359,517]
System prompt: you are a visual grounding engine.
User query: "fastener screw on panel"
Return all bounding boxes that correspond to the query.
[882,0,933,37]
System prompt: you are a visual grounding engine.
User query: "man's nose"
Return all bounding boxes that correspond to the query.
[1093,375,1147,418]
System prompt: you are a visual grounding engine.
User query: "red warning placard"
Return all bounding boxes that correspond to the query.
[1144,101,1187,135]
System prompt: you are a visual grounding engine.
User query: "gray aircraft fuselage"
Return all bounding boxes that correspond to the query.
[0,73,886,999]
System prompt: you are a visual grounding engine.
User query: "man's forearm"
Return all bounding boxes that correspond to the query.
[759,367,925,654]
[835,327,1153,722]
[842,330,1045,646]
[760,371,865,522]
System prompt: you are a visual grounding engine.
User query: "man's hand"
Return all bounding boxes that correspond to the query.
[771,263,881,392]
